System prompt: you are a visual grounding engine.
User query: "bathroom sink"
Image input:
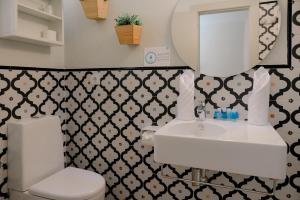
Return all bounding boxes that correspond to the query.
[154,119,287,180]
[165,121,226,138]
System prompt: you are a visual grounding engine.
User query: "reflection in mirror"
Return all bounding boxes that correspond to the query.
[259,1,280,60]
[200,10,250,77]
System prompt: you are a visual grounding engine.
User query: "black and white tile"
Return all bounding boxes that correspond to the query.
[62,66,299,200]
[0,69,67,199]
[0,66,298,199]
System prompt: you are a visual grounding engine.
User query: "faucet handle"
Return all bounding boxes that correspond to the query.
[197,101,206,110]
[196,101,206,121]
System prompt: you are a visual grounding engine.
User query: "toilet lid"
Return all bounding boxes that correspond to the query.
[29,167,105,200]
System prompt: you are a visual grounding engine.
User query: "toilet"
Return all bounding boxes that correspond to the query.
[7,116,106,200]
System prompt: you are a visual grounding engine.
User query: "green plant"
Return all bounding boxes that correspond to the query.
[115,14,142,26]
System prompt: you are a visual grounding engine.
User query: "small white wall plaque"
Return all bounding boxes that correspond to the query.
[144,47,170,66]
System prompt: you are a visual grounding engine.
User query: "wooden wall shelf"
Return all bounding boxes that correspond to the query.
[80,0,109,20]
[115,25,143,45]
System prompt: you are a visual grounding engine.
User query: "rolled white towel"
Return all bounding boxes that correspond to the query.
[248,67,271,126]
[176,70,195,121]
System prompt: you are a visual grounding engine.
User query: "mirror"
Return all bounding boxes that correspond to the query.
[172,0,281,77]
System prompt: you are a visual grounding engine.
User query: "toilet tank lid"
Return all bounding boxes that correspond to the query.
[8,116,58,125]
[29,167,106,200]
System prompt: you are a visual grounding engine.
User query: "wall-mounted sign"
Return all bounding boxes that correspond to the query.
[144,47,170,66]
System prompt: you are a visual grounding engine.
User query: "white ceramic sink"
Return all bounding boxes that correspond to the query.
[166,121,226,138]
[154,119,287,180]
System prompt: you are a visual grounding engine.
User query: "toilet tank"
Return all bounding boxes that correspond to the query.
[7,116,64,192]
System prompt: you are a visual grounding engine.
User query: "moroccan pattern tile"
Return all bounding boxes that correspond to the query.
[0,66,299,200]
[0,66,298,200]
[0,69,67,199]
[63,67,299,200]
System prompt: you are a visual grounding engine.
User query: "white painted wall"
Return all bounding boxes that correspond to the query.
[0,0,64,68]
[63,0,288,69]
[0,39,64,68]
[0,0,288,70]
[63,0,185,68]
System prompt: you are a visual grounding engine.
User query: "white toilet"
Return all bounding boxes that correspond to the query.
[7,116,106,200]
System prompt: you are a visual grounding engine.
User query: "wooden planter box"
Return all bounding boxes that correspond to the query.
[80,0,109,20]
[115,25,143,45]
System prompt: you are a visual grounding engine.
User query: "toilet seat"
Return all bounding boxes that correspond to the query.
[29,167,105,200]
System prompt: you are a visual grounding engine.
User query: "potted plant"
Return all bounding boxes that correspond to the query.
[80,0,109,20]
[115,14,143,45]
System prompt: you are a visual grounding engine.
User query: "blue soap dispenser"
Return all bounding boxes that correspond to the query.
[214,108,222,119]
[227,108,232,120]
[230,109,239,121]
[221,108,228,120]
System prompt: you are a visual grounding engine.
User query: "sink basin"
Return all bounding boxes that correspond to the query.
[168,121,226,138]
[154,119,287,180]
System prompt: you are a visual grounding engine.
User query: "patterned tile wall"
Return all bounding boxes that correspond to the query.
[0,1,298,200]
[63,67,299,200]
[0,69,68,199]
[0,66,299,200]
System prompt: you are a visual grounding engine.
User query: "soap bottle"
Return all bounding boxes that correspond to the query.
[227,108,232,120]
[214,108,222,119]
[221,108,228,120]
[230,109,239,121]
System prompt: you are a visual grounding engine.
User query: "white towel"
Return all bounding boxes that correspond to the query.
[176,70,195,121]
[248,67,271,126]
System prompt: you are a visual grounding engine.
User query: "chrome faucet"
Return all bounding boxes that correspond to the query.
[196,102,206,121]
